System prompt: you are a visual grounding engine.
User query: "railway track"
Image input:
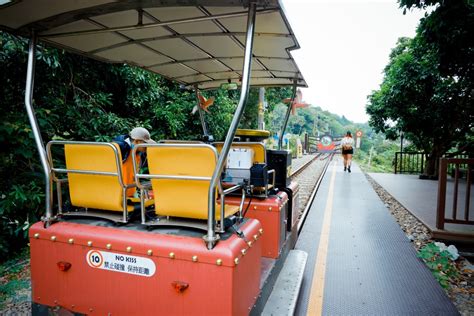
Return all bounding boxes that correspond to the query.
[291,153,334,232]
[291,153,322,177]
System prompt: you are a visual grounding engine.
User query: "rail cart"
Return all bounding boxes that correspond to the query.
[0,1,308,314]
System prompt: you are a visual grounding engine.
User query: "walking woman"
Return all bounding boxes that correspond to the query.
[341,131,354,172]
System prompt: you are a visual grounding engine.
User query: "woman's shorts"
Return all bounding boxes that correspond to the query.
[342,148,353,155]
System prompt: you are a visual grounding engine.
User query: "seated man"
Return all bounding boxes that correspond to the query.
[113,127,155,197]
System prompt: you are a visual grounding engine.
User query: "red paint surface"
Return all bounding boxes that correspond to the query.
[226,191,288,259]
[29,219,262,315]
[287,181,300,230]
[317,142,335,152]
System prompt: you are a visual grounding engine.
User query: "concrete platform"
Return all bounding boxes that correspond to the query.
[369,173,474,239]
[295,159,458,315]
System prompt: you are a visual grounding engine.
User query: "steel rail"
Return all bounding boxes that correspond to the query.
[290,153,322,177]
[296,153,334,233]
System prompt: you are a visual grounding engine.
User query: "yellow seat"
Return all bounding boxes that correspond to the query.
[235,128,270,139]
[64,143,152,212]
[159,140,204,144]
[146,145,239,220]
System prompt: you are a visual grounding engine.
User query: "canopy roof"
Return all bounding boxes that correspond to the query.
[0,0,307,89]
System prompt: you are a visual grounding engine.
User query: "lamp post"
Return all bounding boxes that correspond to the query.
[400,130,404,152]
[400,130,404,173]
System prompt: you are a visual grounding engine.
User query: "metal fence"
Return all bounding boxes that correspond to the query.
[394,152,426,174]
[436,158,474,230]
[307,135,318,154]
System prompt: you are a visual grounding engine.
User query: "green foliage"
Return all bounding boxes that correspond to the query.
[241,87,293,131]
[417,242,459,289]
[369,0,474,176]
[366,4,473,175]
[288,135,301,158]
[399,0,473,83]
[355,134,401,173]
[270,104,359,138]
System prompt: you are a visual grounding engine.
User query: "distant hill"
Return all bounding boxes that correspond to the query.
[268,104,371,139]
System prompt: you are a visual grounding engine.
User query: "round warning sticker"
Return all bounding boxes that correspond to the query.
[87,250,103,268]
[86,250,156,277]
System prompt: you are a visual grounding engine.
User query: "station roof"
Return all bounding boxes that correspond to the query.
[0,0,307,89]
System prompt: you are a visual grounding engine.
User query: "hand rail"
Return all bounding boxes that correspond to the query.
[25,33,54,224]
[205,2,257,249]
[436,158,474,230]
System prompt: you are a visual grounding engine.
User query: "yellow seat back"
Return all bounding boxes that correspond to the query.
[159,140,204,144]
[214,142,266,164]
[65,143,125,212]
[147,145,218,220]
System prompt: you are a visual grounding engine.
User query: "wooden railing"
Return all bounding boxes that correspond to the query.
[436,158,474,230]
[394,152,426,174]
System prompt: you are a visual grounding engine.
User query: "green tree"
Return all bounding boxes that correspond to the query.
[367,17,473,176]
[399,0,473,81]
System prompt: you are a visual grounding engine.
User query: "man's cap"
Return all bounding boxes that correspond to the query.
[130,127,155,143]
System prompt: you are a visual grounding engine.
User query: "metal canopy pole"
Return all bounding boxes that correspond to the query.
[204,2,257,250]
[42,8,276,39]
[25,33,54,223]
[278,79,298,150]
[194,87,209,137]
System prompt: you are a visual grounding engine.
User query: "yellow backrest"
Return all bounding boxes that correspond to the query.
[214,142,266,164]
[64,143,125,212]
[159,140,204,144]
[146,145,217,220]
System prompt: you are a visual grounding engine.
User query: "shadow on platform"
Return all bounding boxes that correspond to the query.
[369,173,474,243]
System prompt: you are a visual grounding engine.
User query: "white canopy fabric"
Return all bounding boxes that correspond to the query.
[0,0,307,89]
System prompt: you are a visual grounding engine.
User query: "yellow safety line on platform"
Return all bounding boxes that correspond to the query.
[306,160,337,316]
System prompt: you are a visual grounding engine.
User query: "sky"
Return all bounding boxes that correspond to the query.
[281,0,428,123]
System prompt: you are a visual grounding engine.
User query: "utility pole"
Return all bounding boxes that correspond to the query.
[258,87,265,130]
[368,146,374,168]
[400,130,404,173]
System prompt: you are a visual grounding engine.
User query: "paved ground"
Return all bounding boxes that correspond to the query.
[369,173,474,235]
[295,160,458,315]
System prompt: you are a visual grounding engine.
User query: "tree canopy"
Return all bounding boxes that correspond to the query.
[367,0,473,175]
